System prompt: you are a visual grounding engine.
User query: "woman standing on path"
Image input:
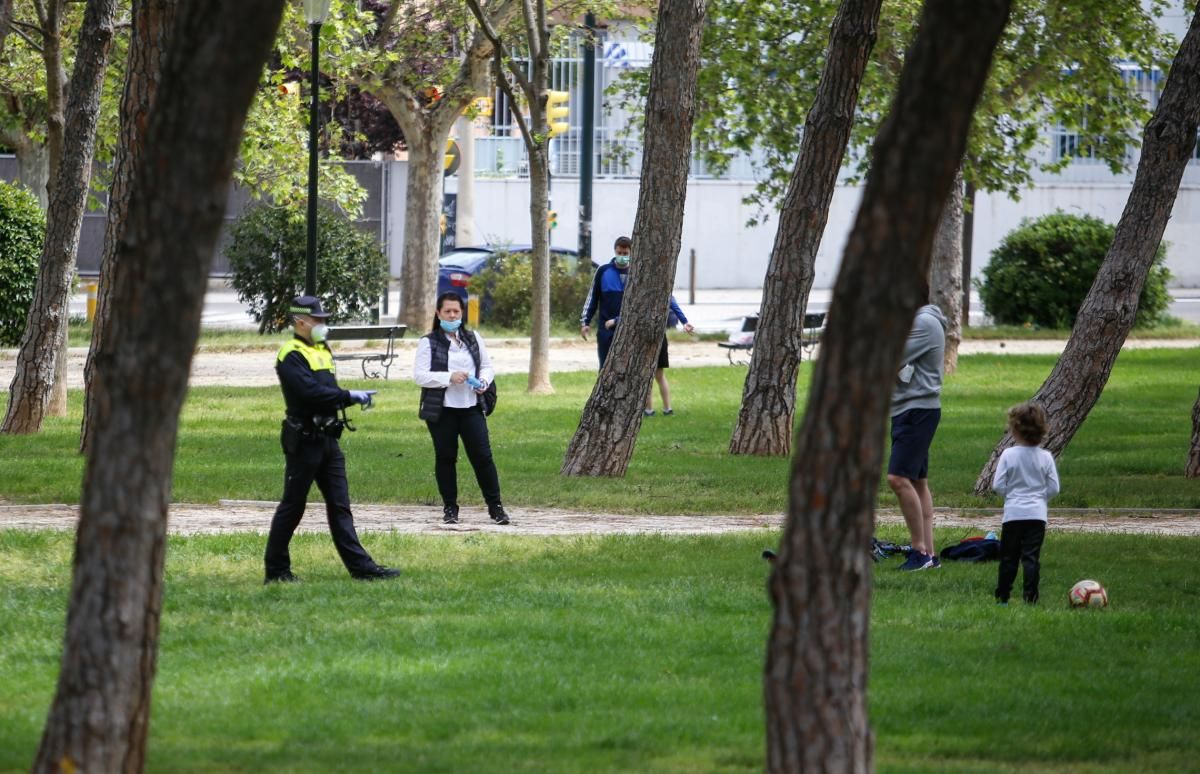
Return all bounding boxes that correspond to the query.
[414,293,510,526]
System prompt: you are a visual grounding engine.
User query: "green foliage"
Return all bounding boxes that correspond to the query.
[466,249,592,329]
[978,212,1172,329]
[0,181,46,346]
[3,530,1200,770]
[226,204,387,333]
[617,0,1176,222]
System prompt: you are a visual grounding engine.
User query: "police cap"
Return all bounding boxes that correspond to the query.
[289,295,331,319]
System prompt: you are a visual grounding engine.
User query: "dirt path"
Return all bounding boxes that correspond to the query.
[3,338,1196,389]
[2,502,1197,537]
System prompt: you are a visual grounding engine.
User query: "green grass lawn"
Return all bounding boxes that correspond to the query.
[0,529,1197,772]
[1,349,1197,511]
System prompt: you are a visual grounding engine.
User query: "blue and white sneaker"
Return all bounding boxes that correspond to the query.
[928,555,942,569]
[898,551,934,571]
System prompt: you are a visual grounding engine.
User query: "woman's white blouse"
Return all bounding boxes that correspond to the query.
[413,331,495,409]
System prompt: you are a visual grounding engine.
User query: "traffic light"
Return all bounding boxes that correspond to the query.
[546,90,570,137]
[548,209,558,230]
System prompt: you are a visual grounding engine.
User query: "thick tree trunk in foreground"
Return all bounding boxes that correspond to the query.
[3,0,118,434]
[973,7,1200,494]
[930,167,964,374]
[765,1,1010,770]
[527,142,554,393]
[82,0,178,454]
[729,0,882,457]
[560,0,706,477]
[32,0,285,769]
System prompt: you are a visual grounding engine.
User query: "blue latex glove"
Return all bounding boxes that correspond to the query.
[466,376,484,389]
[349,390,377,407]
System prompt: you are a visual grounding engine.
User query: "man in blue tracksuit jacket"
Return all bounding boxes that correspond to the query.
[579,236,695,414]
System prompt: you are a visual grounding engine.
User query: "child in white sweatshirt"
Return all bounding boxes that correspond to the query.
[991,402,1060,604]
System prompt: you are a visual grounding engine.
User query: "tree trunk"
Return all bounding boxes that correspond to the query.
[930,166,964,374]
[49,320,68,416]
[2,0,118,435]
[765,1,1010,769]
[560,0,706,477]
[0,0,12,57]
[973,6,1200,494]
[1188,387,1200,478]
[82,0,177,454]
[14,139,51,210]
[395,128,445,333]
[728,0,882,457]
[962,180,976,328]
[41,0,67,189]
[32,0,284,768]
[527,142,554,393]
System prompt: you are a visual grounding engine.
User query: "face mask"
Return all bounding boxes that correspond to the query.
[310,323,328,343]
[439,318,462,332]
[615,254,630,267]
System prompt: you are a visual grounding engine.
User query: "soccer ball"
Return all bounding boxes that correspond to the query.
[1069,579,1108,609]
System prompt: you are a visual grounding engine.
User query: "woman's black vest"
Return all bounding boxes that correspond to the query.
[419,329,483,421]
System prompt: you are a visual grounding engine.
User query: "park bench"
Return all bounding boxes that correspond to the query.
[326,324,407,380]
[717,312,826,365]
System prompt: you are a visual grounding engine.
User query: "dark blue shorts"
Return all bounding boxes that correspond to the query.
[888,408,941,481]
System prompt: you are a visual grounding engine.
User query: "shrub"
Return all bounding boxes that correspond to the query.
[978,211,1172,329]
[226,204,387,333]
[468,250,593,329]
[0,181,46,346]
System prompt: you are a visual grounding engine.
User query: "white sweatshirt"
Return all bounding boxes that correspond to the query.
[991,444,1060,523]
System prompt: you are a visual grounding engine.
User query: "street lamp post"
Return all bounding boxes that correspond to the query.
[304,0,333,297]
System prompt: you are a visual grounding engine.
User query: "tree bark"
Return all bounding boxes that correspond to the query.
[962,180,976,328]
[973,6,1200,494]
[2,0,118,435]
[560,0,706,477]
[728,0,882,457]
[0,0,12,57]
[32,0,285,768]
[81,0,177,454]
[930,166,964,374]
[392,126,446,332]
[9,133,51,210]
[1188,387,1200,479]
[527,141,554,393]
[765,1,1010,770]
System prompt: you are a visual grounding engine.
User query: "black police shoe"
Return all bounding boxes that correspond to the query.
[443,505,460,524]
[351,565,402,581]
[488,503,511,525]
[264,570,300,585]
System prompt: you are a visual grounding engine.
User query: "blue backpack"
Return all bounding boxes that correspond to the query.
[939,537,1000,562]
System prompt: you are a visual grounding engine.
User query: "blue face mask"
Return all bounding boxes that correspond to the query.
[439,318,462,332]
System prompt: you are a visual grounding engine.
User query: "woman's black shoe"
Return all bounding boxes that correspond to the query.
[351,566,401,581]
[488,503,510,525]
[264,570,300,585]
[443,505,460,524]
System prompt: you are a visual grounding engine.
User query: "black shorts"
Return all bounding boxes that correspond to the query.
[658,337,670,369]
[888,407,941,480]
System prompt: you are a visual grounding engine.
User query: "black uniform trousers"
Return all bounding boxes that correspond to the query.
[264,434,376,576]
[994,519,1046,604]
[426,406,501,508]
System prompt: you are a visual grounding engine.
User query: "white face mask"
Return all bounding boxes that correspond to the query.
[310,323,328,343]
[615,254,630,267]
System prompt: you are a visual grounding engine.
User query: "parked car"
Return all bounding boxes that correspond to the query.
[437,244,596,303]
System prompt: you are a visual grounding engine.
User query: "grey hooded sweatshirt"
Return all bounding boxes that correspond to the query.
[891,304,948,417]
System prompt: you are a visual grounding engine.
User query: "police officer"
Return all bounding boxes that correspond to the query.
[263,295,400,583]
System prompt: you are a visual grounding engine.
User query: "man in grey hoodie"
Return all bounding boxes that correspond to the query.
[887,298,948,571]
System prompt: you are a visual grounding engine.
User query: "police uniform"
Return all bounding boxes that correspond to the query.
[263,296,398,582]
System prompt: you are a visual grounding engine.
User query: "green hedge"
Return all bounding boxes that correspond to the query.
[467,250,593,329]
[978,211,1171,329]
[226,204,388,333]
[0,181,46,346]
